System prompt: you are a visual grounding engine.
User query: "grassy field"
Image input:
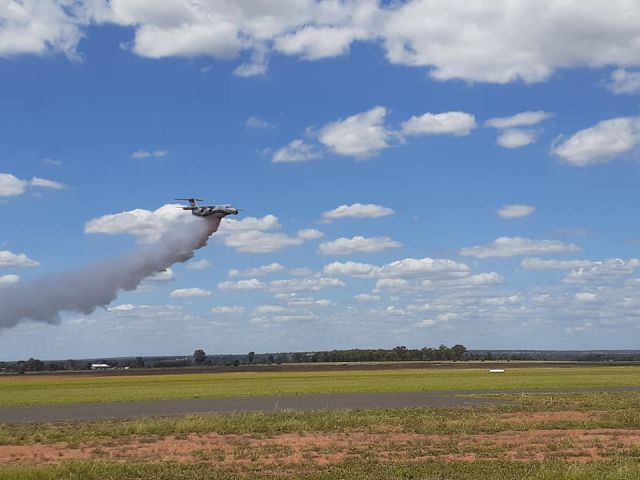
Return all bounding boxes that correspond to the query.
[0,392,639,479]
[1,365,639,406]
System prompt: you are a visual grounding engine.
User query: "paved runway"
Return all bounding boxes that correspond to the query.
[1,386,638,424]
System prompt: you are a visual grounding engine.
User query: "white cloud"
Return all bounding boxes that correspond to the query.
[186,259,211,270]
[382,1,640,83]
[575,292,598,302]
[324,261,375,277]
[0,274,20,287]
[324,257,470,279]
[318,106,391,159]
[322,203,394,222]
[401,112,476,136]
[0,250,40,268]
[170,287,212,298]
[461,237,580,258]
[497,204,535,219]
[354,293,380,302]
[130,149,169,159]
[254,305,287,314]
[373,278,410,292]
[217,215,319,253]
[218,278,266,291]
[246,116,274,129]
[272,139,321,163]
[0,0,83,58]
[211,306,244,314]
[0,174,28,197]
[8,1,640,87]
[486,111,551,148]
[318,235,402,255]
[496,129,536,148]
[521,258,595,270]
[553,117,640,166]
[233,45,269,77]
[229,263,285,277]
[0,174,66,197]
[274,25,364,60]
[269,277,345,293]
[563,259,640,284]
[30,177,66,190]
[609,69,640,95]
[85,204,199,243]
[297,229,323,240]
[486,111,553,129]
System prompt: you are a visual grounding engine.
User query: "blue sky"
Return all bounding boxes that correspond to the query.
[1,1,640,360]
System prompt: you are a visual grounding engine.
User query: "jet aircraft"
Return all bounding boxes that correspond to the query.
[176,198,240,218]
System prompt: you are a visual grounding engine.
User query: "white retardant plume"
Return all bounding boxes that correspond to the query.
[0,210,220,330]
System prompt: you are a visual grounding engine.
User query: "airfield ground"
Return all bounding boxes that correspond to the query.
[0,364,639,479]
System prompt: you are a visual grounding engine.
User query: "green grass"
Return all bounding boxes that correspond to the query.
[1,459,639,480]
[1,392,638,446]
[1,366,638,406]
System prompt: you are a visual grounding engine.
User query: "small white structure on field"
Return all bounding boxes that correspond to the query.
[90,363,111,370]
[489,369,505,373]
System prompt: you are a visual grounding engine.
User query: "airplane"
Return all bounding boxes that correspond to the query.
[175,198,240,218]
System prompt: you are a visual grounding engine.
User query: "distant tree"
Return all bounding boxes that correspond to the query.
[275,353,288,364]
[451,344,467,361]
[247,351,255,364]
[193,349,207,363]
[136,356,145,368]
[233,360,240,367]
[25,358,44,371]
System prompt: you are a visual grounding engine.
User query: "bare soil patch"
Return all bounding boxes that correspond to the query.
[1,427,638,466]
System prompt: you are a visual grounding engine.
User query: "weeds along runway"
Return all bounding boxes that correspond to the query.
[1,386,639,424]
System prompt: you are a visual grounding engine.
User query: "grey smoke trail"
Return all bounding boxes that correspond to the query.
[0,217,220,329]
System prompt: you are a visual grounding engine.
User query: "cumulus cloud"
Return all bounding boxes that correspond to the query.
[211,306,244,314]
[486,111,552,148]
[229,263,285,277]
[130,149,169,159]
[85,204,197,244]
[563,259,640,284]
[7,1,640,86]
[486,111,553,129]
[497,204,535,219]
[0,274,20,287]
[170,287,212,298]
[318,106,391,159]
[321,203,394,222]
[401,112,476,136]
[553,117,640,166]
[186,259,211,270]
[521,258,595,270]
[461,237,580,258]
[354,293,380,302]
[218,278,266,291]
[318,235,402,255]
[0,0,84,59]
[219,276,344,293]
[496,129,536,148]
[324,257,470,280]
[272,139,321,163]
[0,251,40,268]
[609,69,640,95]
[0,174,63,196]
[215,215,322,253]
[575,292,598,302]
